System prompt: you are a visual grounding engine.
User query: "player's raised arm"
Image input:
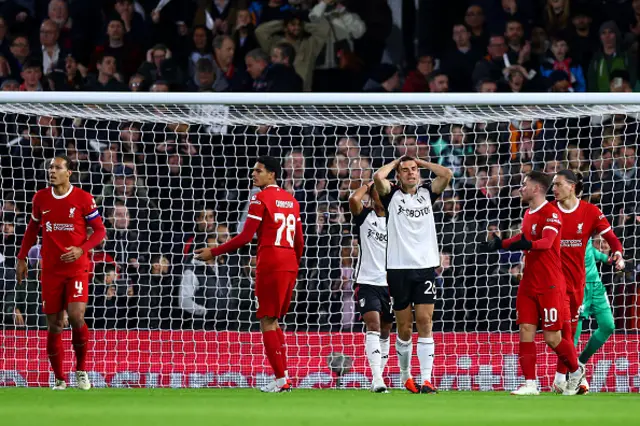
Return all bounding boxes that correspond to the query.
[373,159,399,197]
[414,159,453,195]
[349,181,373,216]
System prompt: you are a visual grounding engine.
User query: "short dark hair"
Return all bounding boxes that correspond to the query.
[556,169,584,196]
[274,42,296,65]
[427,70,447,83]
[396,155,417,172]
[525,170,552,192]
[22,58,42,71]
[54,154,74,171]
[213,34,233,50]
[196,57,214,73]
[257,156,281,179]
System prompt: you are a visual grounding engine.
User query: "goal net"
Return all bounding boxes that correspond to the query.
[1,92,639,392]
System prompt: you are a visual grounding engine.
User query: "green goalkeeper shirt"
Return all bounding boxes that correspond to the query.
[585,239,609,283]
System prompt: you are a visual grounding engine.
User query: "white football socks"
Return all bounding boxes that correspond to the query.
[365,331,382,382]
[395,337,412,381]
[417,337,435,383]
[380,336,390,374]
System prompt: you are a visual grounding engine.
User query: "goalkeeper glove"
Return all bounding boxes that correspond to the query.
[506,234,533,251]
[477,234,502,252]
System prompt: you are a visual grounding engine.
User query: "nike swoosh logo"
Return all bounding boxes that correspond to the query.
[42,210,51,214]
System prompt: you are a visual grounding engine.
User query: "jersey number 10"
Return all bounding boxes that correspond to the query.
[274,213,296,247]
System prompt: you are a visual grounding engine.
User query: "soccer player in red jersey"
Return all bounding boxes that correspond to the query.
[550,169,624,394]
[16,156,107,390]
[195,156,303,393]
[479,171,584,395]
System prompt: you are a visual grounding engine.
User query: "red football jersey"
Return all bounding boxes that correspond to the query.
[246,185,301,272]
[519,201,565,293]
[31,186,100,275]
[552,200,611,294]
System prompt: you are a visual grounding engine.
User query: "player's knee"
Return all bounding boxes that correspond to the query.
[543,331,562,347]
[48,321,64,333]
[365,320,381,333]
[599,319,615,337]
[68,313,85,329]
[415,313,433,331]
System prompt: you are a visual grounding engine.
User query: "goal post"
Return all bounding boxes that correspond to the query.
[0,92,639,391]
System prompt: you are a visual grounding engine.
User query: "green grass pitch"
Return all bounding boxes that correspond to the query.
[2,388,640,426]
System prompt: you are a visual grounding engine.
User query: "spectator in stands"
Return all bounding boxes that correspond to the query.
[255,12,330,91]
[188,57,228,92]
[8,35,30,74]
[546,69,572,92]
[308,0,366,91]
[282,149,311,209]
[337,137,360,159]
[59,54,86,90]
[362,62,399,92]
[186,25,213,83]
[476,79,497,92]
[249,0,294,25]
[104,201,146,284]
[540,34,586,92]
[19,58,44,91]
[114,0,146,41]
[136,254,172,329]
[246,47,301,92]
[232,8,259,70]
[212,35,249,91]
[150,80,170,92]
[504,19,526,56]
[441,23,482,92]
[464,4,488,53]
[587,21,635,92]
[48,0,83,56]
[37,19,67,75]
[1,78,18,91]
[137,44,181,87]
[472,35,510,85]
[428,70,449,93]
[84,54,127,91]
[269,42,302,85]
[128,72,145,91]
[91,263,119,329]
[567,5,597,73]
[402,54,433,93]
[610,69,633,93]
[543,0,570,35]
[90,17,142,80]
[193,0,239,34]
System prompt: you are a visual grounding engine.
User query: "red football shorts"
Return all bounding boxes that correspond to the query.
[41,271,89,314]
[516,285,564,331]
[255,271,297,319]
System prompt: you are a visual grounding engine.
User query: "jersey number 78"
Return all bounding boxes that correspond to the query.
[274,213,296,247]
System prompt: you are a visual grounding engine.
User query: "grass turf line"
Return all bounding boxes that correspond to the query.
[1,388,640,426]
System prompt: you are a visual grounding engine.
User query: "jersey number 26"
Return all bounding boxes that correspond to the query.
[274,213,296,247]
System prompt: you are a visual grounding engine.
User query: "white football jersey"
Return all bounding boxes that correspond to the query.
[353,208,387,286]
[381,183,440,269]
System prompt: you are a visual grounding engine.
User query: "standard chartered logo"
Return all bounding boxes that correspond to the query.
[45,221,74,232]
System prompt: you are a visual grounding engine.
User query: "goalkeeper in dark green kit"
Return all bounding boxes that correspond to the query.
[574,238,617,381]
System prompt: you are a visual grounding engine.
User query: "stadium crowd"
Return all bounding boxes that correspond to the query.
[0,0,639,333]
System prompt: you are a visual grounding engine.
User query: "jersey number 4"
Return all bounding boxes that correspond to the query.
[274,213,296,247]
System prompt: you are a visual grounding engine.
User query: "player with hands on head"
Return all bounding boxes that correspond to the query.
[549,169,624,394]
[478,170,585,396]
[16,156,107,391]
[373,155,453,394]
[194,156,303,393]
[349,181,392,393]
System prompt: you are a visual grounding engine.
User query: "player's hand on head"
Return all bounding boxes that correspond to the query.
[194,248,214,261]
[60,246,84,263]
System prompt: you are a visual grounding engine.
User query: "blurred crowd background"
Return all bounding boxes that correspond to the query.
[0,0,639,334]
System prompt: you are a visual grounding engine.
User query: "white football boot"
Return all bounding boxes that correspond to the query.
[510,381,540,396]
[563,365,586,396]
[76,371,92,390]
[52,379,67,390]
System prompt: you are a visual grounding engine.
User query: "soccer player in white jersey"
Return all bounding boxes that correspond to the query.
[349,182,393,393]
[373,155,453,394]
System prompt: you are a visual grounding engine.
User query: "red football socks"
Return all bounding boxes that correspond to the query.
[519,341,536,380]
[72,323,90,371]
[552,338,579,372]
[556,321,573,374]
[276,327,288,374]
[263,330,286,380]
[47,331,65,381]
